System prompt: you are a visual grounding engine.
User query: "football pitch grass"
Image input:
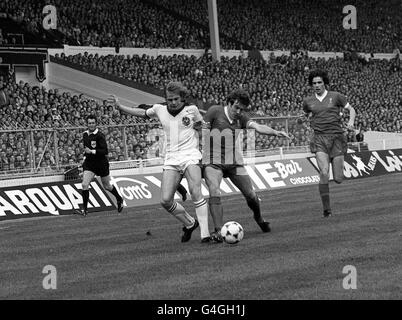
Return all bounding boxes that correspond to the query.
[0,174,401,300]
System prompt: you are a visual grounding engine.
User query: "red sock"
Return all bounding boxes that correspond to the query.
[319,184,330,211]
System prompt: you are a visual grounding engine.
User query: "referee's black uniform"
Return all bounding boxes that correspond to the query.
[82,128,110,177]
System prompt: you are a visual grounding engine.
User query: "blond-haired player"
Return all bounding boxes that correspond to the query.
[109,82,211,243]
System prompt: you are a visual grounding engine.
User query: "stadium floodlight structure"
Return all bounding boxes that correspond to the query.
[207,0,221,61]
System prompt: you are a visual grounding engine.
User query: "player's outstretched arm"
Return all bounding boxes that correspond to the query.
[248,121,291,139]
[108,94,148,118]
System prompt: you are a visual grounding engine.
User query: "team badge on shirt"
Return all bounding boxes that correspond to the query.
[91,141,97,148]
[182,116,191,127]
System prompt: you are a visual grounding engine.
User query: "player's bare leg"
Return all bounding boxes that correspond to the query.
[331,155,345,184]
[101,175,124,213]
[229,173,271,232]
[161,169,197,242]
[316,151,332,217]
[184,164,211,242]
[77,170,95,216]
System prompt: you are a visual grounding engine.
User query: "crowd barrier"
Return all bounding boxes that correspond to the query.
[0,116,303,177]
[48,46,400,62]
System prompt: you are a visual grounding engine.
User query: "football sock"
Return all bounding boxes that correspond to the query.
[193,198,210,239]
[319,183,331,211]
[246,195,264,223]
[167,202,195,228]
[209,196,223,230]
[82,189,89,211]
[109,186,123,202]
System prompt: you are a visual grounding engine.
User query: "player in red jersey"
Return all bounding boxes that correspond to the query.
[302,70,356,217]
[202,89,290,242]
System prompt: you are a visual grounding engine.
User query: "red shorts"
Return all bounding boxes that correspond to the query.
[310,133,347,158]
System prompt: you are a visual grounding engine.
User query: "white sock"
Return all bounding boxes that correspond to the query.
[194,199,210,239]
[167,202,195,228]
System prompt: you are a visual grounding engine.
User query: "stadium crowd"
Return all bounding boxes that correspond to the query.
[0,0,400,52]
[155,0,401,53]
[1,49,400,173]
[0,74,162,173]
[0,0,228,49]
[55,51,402,133]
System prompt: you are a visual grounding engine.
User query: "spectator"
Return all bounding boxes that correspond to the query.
[356,128,365,142]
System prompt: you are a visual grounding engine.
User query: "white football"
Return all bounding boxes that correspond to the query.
[220,221,244,244]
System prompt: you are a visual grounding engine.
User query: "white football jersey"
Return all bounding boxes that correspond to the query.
[146,104,202,164]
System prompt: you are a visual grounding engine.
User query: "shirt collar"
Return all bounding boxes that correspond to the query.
[315,90,328,102]
[85,128,99,135]
[224,106,234,123]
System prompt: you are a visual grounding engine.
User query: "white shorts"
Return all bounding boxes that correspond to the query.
[163,153,201,174]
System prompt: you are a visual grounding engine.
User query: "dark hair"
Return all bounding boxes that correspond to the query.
[308,69,330,86]
[165,81,189,100]
[226,88,250,107]
[86,115,97,123]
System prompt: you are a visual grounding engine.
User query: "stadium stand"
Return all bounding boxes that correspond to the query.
[52,52,402,132]
[0,11,64,47]
[0,0,400,175]
[154,0,401,53]
[0,0,400,51]
[0,73,162,173]
[2,49,400,174]
[0,0,214,49]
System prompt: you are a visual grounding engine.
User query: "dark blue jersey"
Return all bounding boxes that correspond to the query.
[83,128,108,163]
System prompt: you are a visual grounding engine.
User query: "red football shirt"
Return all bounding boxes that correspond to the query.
[203,105,251,165]
[303,91,348,134]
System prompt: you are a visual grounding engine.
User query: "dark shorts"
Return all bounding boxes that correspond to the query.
[83,158,110,177]
[310,133,347,158]
[203,163,248,178]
